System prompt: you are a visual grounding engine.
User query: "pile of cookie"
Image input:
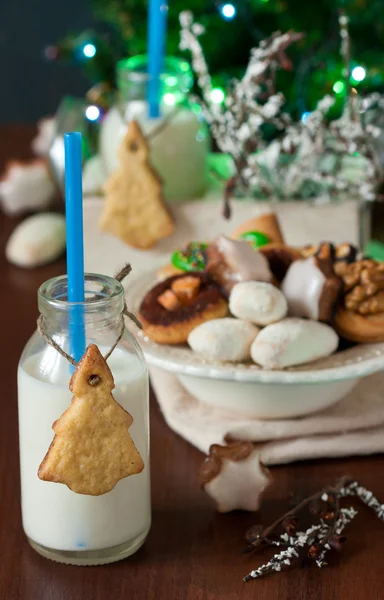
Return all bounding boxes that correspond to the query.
[138,212,383,370]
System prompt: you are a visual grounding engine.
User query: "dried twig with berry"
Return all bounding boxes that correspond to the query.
[243,477,384,582]
[179,10,303,217]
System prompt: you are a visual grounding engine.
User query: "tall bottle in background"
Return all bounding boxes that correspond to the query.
[100,55,209,201]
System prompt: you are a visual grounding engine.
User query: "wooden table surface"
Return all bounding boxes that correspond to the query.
[0,126,383,600]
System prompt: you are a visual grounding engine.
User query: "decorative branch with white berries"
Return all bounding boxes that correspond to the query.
[179,10,384,215]
[243,477,384,582]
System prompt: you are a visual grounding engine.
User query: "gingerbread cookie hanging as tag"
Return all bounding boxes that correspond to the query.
[38,344,144,495]
[100,120,174,249]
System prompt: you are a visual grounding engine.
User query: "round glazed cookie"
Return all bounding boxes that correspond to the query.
[188,318,259,362]
[333,308,384,343]
[250,318,339,369]
[138,273,228,345]
[229,281,287,326]
[156,263,183,281]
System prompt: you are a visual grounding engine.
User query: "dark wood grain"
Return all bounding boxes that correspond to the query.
[0,127,384,600]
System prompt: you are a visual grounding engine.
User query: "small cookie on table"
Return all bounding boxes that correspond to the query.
[199,442,271,513]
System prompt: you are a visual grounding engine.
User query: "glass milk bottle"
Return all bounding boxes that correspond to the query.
[17,274,150,565]
[99,54,209,201]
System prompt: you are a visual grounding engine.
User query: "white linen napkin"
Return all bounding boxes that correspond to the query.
[150,367,384,465]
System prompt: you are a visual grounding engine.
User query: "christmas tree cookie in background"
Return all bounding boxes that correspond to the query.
[99,55,209,202]
[100,120,174,249]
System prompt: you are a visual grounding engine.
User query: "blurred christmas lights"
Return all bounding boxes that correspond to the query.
[211,87,225,103]
[45,45,59,60]
[83,43,96,58]
[165,75,178,86]
[163,93,176,106]
[301,111,311,122]
[351,66,366,82]
[333,80,346,95]
[220,3,236,19]
[85,105,100,121]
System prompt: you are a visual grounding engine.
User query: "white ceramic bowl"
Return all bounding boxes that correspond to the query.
[127,272,384,419]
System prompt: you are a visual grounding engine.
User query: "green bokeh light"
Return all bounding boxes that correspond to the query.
[165,75,178,87]
[333,80,346,95]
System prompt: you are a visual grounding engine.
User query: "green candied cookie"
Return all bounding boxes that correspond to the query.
[171,242,208,272]
[239,230,270,249]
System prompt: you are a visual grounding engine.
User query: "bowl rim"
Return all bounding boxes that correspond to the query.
[138,343,384,384]
[128,271,384,385]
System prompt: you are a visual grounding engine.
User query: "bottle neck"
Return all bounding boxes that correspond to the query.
[38,274,124,338]
[117,54,193,107]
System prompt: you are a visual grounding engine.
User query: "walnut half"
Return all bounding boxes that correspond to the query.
[342,260,384,314]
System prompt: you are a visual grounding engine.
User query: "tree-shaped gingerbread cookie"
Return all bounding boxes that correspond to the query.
[100,120,174,249]
[38,344,144,495]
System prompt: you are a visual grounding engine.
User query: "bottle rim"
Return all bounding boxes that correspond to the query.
[38,273,124,313]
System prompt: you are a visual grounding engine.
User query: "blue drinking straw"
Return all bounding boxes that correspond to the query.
[147,0,168,118]
[64,132,86,364]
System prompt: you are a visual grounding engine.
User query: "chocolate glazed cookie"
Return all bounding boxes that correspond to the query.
[259,243,302,282]
[138,273,228,344]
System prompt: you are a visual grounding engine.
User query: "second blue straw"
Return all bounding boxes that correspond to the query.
[147,0,168,118]
[64,132,86,364]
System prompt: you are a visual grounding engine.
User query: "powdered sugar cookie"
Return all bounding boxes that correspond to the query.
[188,318,259,362]
[250,318,338,369]
[229,281,287,326]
